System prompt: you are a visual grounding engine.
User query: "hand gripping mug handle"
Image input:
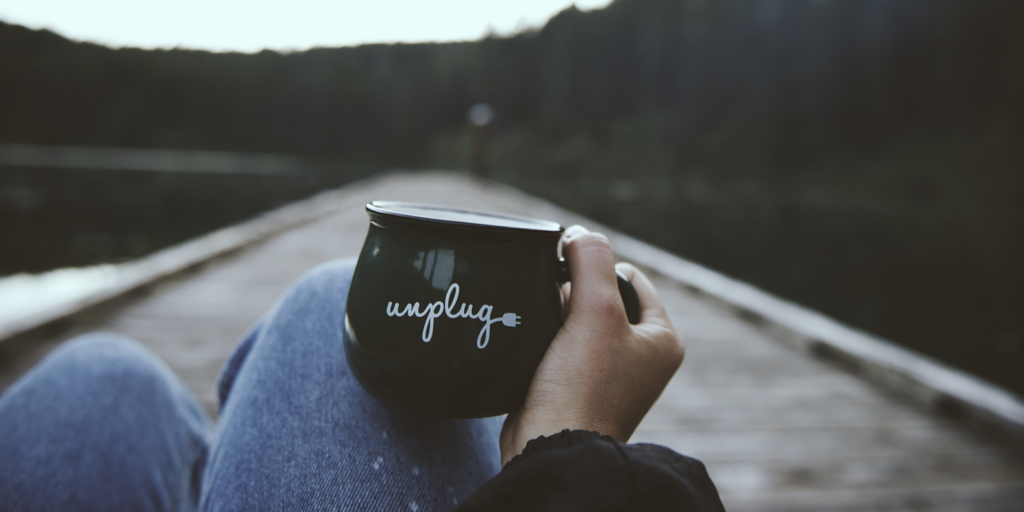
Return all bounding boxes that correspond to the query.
[557,262,642,325]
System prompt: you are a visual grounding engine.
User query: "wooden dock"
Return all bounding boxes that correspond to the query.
[2,171,1023,511]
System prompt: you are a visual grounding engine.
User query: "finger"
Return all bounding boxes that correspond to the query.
[563,231,622,317]
[614,262,672,329]
[558,224,590,260]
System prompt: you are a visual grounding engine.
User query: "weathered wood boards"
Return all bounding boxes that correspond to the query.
[1,171,1022,510]
[633,278,1024,510]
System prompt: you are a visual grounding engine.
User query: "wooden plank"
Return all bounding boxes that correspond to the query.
[636,423,1001,459]
[705,451,1024,489]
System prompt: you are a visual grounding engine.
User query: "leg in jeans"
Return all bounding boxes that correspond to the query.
[0,333,213,512]
[201,259,503,511]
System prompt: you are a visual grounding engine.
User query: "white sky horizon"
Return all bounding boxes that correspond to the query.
[0,0,613,54]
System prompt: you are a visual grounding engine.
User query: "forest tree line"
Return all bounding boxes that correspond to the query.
[2,0,1021,167]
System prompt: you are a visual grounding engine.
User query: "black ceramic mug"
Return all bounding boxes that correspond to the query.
[344,201,641,418]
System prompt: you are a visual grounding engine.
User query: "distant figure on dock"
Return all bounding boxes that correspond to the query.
[467,103,494,179]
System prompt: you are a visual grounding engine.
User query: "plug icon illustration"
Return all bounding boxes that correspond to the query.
[501,313,521,327]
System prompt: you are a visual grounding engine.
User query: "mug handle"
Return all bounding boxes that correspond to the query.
[557,263,642,325]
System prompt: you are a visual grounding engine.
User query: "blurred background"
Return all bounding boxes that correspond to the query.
[1,0,1021,395]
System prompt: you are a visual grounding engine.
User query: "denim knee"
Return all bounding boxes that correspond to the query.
[4,332,208,426]
[0,333,212,512]
[285,258,357,304]
[260,258,357,325]
[214,258,357,411]
[40,332,174,389]
[55,331,157,365]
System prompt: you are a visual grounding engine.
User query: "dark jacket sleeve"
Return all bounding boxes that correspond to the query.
[456,430,725,512]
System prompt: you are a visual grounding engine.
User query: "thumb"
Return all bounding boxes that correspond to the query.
[561,226,623,320]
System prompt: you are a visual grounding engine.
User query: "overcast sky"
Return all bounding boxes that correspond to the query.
[0,0,612,53]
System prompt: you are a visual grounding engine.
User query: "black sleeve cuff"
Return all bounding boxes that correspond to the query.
[457,429,725,512]
[503,429,611,470]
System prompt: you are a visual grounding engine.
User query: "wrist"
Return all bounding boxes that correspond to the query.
[503,429,612,468]
[500,412,559,466]
[500,411,622,466]
[500,417,540,466]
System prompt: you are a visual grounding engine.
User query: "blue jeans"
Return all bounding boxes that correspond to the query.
[0,260,503,511]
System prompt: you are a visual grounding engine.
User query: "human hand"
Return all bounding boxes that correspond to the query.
[499,225,685,466]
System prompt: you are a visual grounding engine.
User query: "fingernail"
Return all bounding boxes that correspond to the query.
[563,225,589,241]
